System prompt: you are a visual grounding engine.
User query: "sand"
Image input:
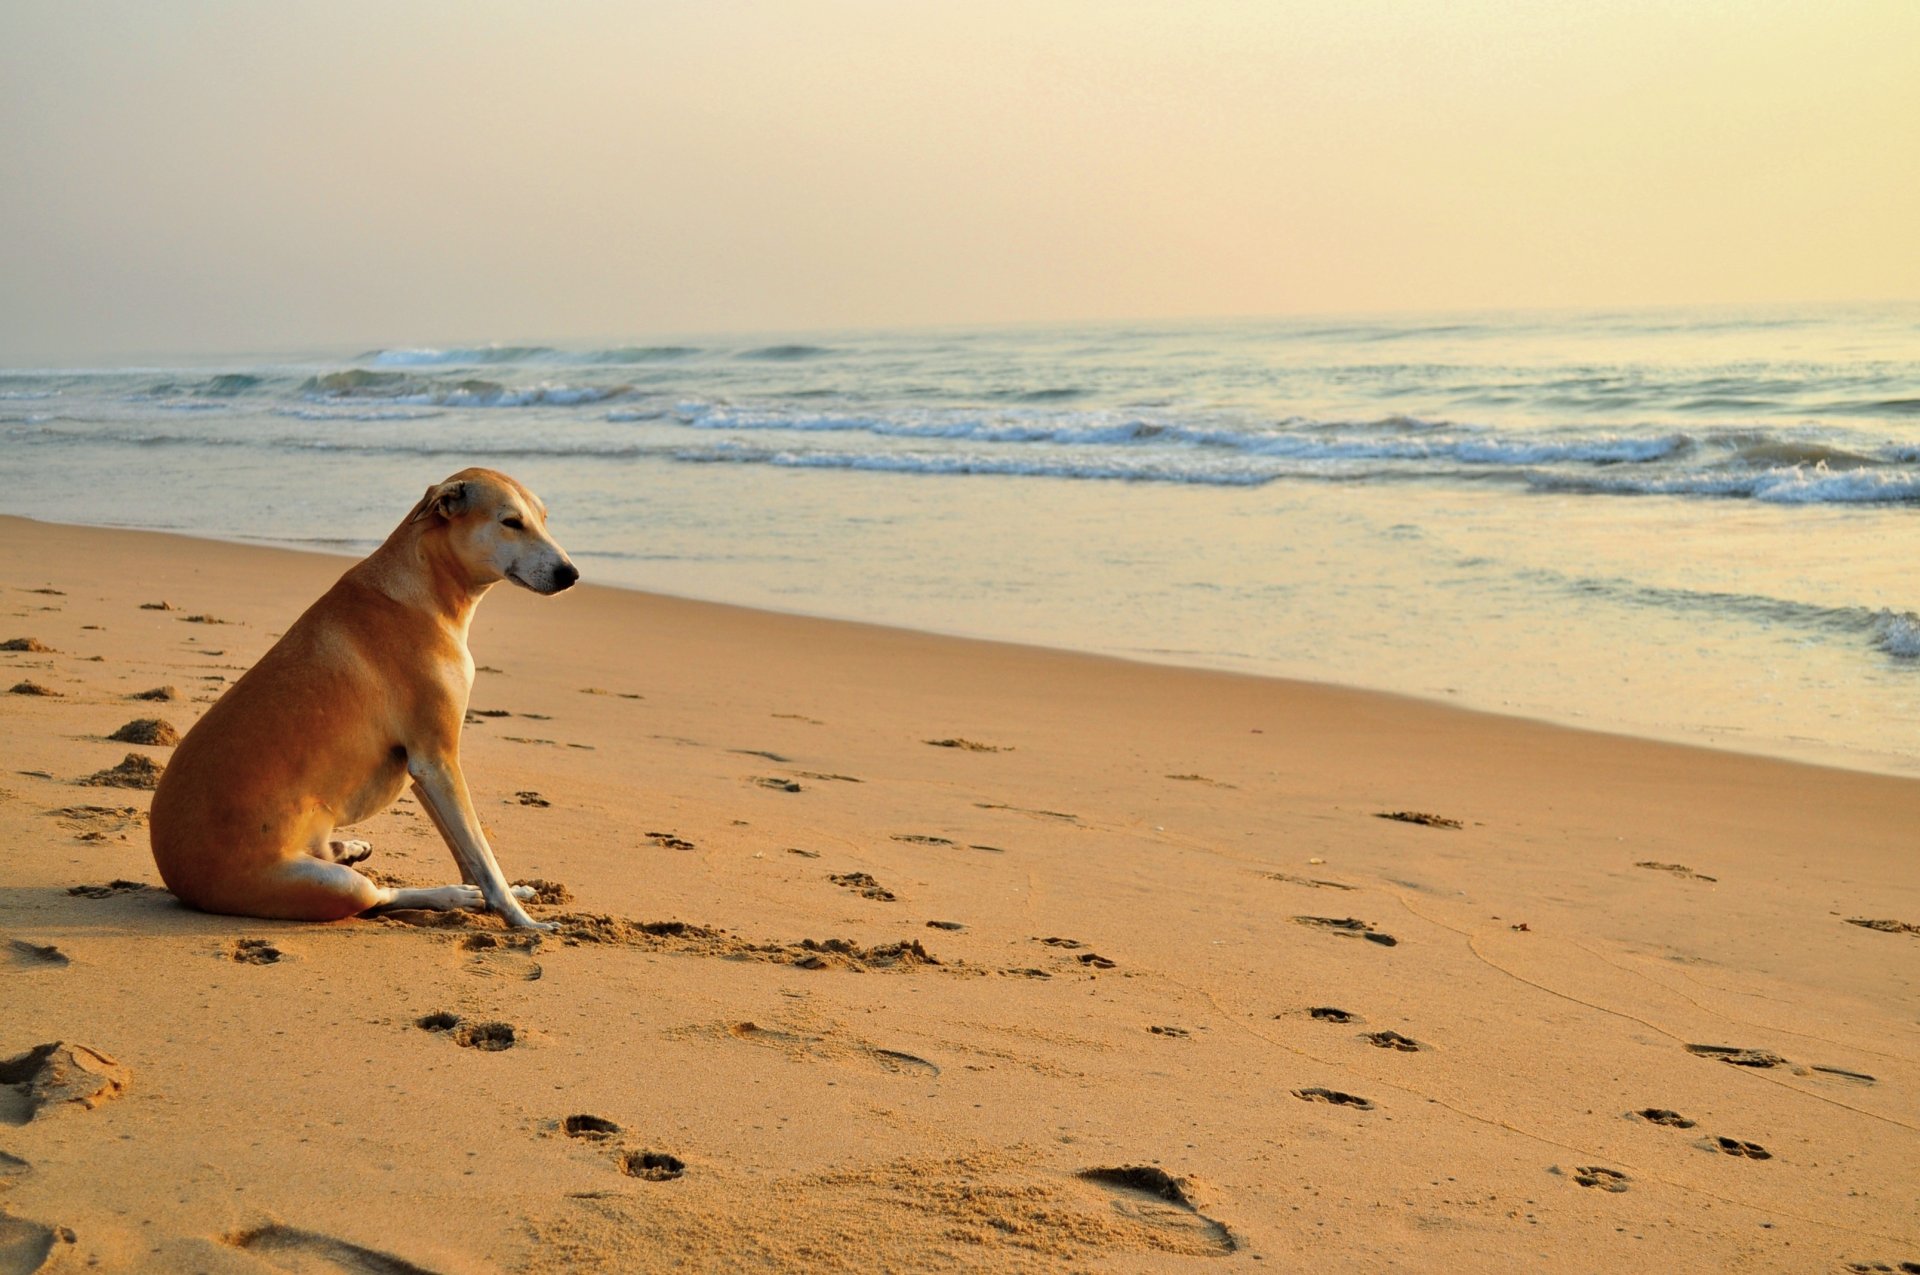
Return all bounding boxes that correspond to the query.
[0,512,1915,1273]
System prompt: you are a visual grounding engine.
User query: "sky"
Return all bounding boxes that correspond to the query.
[2,1,1916,363]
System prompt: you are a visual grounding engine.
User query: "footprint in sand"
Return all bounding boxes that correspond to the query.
[1634,1108,1696,1128]
[461,932,542,981]
[452,1021,517,1051]
[1148,1025,1191,1038]
[924,920,965,931]
[829,872,897,902]
[0,1210,73,1275]
[415,1012,461,1032]
[1076,1166,1236,1255]
[226,938,283,965]
[221,1224,436,1274]
[924,738,1010,752]
[1566,1165,1630,1192]
[892,834,955,847]
[0,1043,129,1125]
[753,776,803,792]
[1844,1262,1920,1273]
[1292,915,1398,947]
[1293,1087,1374,1110]
[65,880,152,900]
[1361,1030,1422,1052]
[646,831,696,850]
[47,804,146,842]
[563,1114,621,1140]
[1707,1136,1772,1160]
[2,939,68,973]
[620,1150,685,1181]
[1306,1007,1362,1024]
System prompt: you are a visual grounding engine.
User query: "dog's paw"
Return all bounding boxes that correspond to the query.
[327,838,373,866]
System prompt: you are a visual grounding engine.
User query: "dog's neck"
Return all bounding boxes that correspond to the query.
[356,523,494,643]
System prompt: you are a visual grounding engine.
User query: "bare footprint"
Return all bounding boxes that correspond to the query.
[1306,1007,1362,1024]
[1634,1108,1696,1128]
[1708,1136,1771,1160]
[1361,1030,1421,1052]
[620,1150,685,1181]
[564,1114,621,1140]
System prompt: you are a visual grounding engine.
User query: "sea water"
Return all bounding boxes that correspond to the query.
[3,305,1916,773]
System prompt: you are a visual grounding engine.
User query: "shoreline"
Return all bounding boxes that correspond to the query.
[5,511,1909,783]
[3,512,1916,1271]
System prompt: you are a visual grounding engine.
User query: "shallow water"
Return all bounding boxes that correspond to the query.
[4,304,1916,773]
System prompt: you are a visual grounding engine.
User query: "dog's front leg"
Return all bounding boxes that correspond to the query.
[408,756,550,930]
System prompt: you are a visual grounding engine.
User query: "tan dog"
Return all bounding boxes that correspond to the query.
[150,468,577,930]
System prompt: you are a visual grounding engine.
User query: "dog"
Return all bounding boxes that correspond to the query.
[150,468,576,931]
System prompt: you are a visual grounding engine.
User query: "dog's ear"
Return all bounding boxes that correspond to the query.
[410,479,470,523]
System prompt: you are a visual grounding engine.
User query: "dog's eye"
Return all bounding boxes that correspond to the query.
[501,517,525,531]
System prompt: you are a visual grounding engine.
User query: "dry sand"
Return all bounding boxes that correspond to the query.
[1,513,1916,1273]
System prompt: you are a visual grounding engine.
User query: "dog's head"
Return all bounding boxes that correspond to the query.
[412,468,579,595]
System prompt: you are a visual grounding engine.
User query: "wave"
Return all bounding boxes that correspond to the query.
[274,407,445,422]
[365,346,558,366]
[301,369,631,407]
[1870,610,1920,659]
[579,345,701,363]
[1521,568,1920,664]
[677,445,1278,487]
[738,344,832,360]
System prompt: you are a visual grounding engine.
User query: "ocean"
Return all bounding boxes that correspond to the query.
[3,304,1916,774]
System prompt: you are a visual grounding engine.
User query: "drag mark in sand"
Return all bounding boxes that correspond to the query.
[1264,872,1355,890]
[1846,918,1919,936]
[378,910,951,974]
[1636,861,1718,883]
[1293,1087,1374,1110]
[1,939,68,972]
[221,1225,437,1274]
[0,1043,129,1124]
[1291,915,1398,946]
[1374,810,1463,829]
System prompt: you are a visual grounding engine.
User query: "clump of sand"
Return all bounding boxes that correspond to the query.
[80,753,165,790]
[108,718,180,746]
[8,680,60,697]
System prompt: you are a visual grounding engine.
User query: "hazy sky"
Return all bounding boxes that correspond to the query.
[3,1,1915,362]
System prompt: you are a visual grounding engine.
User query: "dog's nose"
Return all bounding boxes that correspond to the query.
[552,562,579,592]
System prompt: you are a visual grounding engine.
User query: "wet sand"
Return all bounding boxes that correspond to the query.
[1,513,1916,1273]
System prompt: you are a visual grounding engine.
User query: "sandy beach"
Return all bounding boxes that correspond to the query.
[1,512,1916,1273]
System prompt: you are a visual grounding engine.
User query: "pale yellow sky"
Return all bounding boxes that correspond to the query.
[2,1,1915,362]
